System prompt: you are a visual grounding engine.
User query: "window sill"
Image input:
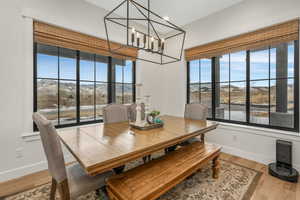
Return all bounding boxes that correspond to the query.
[217,121,300,141]
[22,123,102,142]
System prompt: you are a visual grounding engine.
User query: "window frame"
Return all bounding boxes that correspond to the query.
[187,40,299,132]
[33,43,136,130]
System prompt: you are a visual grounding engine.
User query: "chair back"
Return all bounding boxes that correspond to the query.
[127,103,146,122]
[103,104,129,123]
[184,103,208,120]
[32,113,67,183]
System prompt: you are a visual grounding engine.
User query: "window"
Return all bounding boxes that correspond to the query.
[189,59,212,117]
[113,58,134,104]
[187,41,299,132]
[34,43,135,128]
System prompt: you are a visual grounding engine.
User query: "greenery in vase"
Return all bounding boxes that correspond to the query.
[150,110,160,117]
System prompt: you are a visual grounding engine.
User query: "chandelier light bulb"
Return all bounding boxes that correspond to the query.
[136,32,140,47]
[163,16,170,21]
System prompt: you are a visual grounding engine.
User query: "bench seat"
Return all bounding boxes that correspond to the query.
[106,142,221,200]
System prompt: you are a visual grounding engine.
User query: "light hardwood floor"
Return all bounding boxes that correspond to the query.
[0,153,299,200]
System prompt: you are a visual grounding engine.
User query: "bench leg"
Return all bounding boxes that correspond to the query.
[212,156,220,179]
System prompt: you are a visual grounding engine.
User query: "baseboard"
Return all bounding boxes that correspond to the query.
[0,156,74,182]
[212,142,300,172]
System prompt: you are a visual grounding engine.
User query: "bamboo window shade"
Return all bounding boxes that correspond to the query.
[33,21,138,60]
[185,19,299,61]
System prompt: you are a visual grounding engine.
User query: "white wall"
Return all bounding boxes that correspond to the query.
[0,0,164,182]
[162,0,300,169]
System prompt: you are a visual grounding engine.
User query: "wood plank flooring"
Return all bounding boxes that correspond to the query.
[0,153,299,200]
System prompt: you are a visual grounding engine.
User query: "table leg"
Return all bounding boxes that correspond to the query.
[212,155,220,179]
[113,165,125,174]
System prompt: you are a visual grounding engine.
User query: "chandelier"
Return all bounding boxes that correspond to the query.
[104,0,186,64]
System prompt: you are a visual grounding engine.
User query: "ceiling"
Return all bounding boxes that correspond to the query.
[85,0,244,33]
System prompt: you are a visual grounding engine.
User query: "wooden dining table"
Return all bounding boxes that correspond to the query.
[57,115,218,176]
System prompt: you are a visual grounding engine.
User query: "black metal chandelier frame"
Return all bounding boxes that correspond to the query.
[104,0,186,65]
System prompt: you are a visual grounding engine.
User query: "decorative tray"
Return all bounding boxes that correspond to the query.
[130,122,164,130]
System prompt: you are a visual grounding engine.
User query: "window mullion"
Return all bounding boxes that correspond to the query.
[76,50,80,123]
[229,54,231,120]
[212,58,216,119]
[199,60,201,103]
[294,40,299,132]
[246,50,250,123]
[94,54,96,120]
[58,47,61,125]
[268,47,271,125]
[133,61,136,103]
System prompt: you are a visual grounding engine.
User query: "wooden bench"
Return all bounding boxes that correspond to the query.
[106,142,221,200]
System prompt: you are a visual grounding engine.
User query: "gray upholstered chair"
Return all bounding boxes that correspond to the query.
[127,103,146,122]
[179,103,208,146]
[103,104,129,123]
[32,113,112,200]
[184,103,208,120]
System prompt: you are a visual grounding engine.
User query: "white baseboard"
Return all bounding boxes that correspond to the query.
[0,156,74,183]
[214,143,300,171]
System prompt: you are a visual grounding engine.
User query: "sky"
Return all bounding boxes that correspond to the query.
[190,44,295,86]
[37,53,133,83]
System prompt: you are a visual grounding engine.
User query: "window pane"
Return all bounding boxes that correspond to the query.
[270,79,294,128]
[189,83,199,103]
[288,42,294,78]
[230,81,246,121]
[250,81,269,125]
[115,65,123,83]
[250,48,269,80]
[96,55,108,82]
[215,83,229,120]
[37,44,58,79]
[96,83,108,119]
[37,79,58,124]
[230,51,246,81]
[219,54,229,82]
[189,60,200,83]
[200,83,212,117]
[124,60,133,83]
[59,48,76,80]
[200,59,211,83]
[59,81,77,124]
[80,82,95,121]
[124,84,133,104]
[270,47,276,79]
[271,42,294,79]
[116,83,123,104]
[80,52,94,81]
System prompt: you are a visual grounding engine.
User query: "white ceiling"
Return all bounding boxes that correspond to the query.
[85,0,244,31]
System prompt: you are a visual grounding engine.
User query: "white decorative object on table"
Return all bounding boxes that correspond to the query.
[135,83,144,126]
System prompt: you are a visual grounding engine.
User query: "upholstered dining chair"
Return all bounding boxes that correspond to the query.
[32,113,112,200]
[127,103,146,122]
[103,104,129,123]
[181,103,208,145]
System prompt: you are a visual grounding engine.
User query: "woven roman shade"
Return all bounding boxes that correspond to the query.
[185,19,299,61]
[33,21,138,60]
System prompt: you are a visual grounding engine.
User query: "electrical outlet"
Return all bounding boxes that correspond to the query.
[16,148,23,158]
[233,135,237,142]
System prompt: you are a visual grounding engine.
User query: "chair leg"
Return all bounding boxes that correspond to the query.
[50,178,57,200]
[212,155,220,179]
[113,165,125,174]
[57,179,71,200]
